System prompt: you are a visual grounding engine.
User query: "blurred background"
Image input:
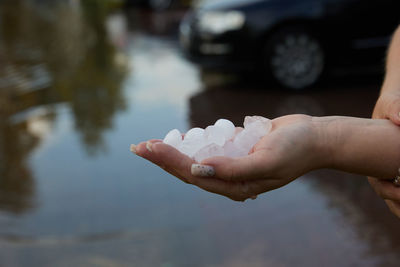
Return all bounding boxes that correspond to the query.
[0,0,400,266]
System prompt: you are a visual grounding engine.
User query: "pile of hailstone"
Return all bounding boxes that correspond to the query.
[163,116,272,162]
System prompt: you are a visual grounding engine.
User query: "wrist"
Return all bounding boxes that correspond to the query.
[312,116,400,178]
[311,116,341,169]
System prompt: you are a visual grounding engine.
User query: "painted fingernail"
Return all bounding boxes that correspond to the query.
[130,144,136,154]
[191,164,215,177]
[146,141,153,152]
[130,144,137,154]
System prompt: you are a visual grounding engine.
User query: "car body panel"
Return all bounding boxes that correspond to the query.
[180,0,400,75]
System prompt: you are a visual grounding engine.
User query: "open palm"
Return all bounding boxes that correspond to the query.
[133,114,322,201]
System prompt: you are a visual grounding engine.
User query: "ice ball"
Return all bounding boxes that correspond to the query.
[204,125,226,146]
[244,116,272,138]
[223,140,248,158]
[214,119,235,140]
[179,128,207,157]
[233,128,261,154]
[185,127,205,140]
[194,143,224,163]
[161,116,272,162]
[244,116,269,128]
[163,129,182,149]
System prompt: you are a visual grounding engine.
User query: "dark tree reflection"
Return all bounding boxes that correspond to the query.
[0,0,127,213]
[51,0,127,155]
[0,114,37,214]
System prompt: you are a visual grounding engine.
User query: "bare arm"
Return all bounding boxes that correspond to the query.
[325,116,400,218]
[133,115,400,202]
[315,116,400,179]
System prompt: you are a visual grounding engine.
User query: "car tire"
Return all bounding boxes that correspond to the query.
[148,0,173,10]
[265,26,325,90]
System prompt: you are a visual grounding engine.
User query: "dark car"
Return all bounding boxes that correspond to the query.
[180,0,400,89]
[125,0,191,10]
[125,0,175,10]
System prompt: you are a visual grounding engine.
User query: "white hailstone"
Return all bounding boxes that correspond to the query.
[194,143,224,163]
[223,140,247,158]
[233,128,261,154]
[204,125,226,146]
[161,116,272,162]
[244,116,269,128]
[163,129,182,149]
[234,127,244,136]
[179,127,207,157]
[244,116,272,138]
[214,119,235,140]
[185,127,205,139]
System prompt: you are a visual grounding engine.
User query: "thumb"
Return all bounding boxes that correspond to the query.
[194,151,270,181]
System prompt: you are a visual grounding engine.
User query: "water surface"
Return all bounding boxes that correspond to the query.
[0,1,399,266]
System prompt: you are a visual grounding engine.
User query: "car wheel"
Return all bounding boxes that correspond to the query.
[265,27,325,90]
[149,0,173,10]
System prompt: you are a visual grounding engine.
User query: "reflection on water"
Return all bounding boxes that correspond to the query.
[0,1,127,213]
[189,76,379,127]
[190,78,400,265]
[309,170,400,266]
[1,1,400,266]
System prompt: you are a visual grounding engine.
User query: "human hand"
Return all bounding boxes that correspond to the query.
[369,89,400,218]
[368,177,400,218]
[372,90,400,124]
[132,115,328,201]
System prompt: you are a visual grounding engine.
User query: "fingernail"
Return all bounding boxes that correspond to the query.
[146,141,153,152]
[191,164,215,177]
[130,144,137,154]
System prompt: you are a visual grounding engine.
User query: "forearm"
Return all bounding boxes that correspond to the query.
[315,116,400,179]
[381,25,400,94]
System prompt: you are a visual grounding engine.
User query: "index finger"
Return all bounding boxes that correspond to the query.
[134,141,196,182]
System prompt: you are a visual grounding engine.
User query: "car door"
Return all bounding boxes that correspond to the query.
[323,0,400,47]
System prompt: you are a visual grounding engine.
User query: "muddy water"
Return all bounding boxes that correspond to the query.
[0,1,399,266]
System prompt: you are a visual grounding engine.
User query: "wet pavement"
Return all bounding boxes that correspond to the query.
[0,1,399,266]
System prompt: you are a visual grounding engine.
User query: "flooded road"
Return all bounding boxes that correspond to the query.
[0,1,399,266]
